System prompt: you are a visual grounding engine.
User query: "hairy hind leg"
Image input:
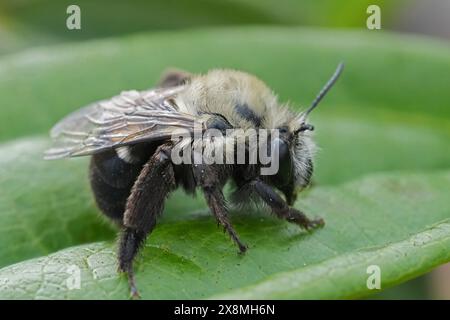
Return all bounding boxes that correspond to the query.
[118,144,175,298]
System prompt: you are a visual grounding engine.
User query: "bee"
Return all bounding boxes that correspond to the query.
[45,63,344,298]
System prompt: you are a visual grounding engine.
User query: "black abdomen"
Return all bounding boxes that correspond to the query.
[89,144,157,224]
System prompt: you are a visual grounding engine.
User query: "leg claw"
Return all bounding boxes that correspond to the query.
[119,265,141,300]
[303,217,325,231]
[237,242,248,254]
[130,285,141,300]
[286,209,325,231]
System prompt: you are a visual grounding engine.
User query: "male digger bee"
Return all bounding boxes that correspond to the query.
[45,63,344,298]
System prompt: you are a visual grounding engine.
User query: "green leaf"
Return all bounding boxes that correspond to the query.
[0,165,448,299]
[0,138,113,268]
[0,27,449,299]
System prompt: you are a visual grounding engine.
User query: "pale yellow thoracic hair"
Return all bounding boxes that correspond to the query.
[174,69,301,131]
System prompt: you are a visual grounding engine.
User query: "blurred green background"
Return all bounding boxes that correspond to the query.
[1,0,403,56]
[0,0,449,299]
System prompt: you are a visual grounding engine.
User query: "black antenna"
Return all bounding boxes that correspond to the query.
[303,62,344,118]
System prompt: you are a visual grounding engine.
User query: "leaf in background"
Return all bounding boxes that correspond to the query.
[0,170,448,299]
[0,0,399,54]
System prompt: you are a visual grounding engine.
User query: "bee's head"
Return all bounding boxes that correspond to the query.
[267,62,344,205]
[267,124,315,205]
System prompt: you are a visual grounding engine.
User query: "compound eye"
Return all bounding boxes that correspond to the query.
[270,137,292,185]
[274,137,289,162]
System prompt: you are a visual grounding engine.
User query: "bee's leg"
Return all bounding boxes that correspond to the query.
[204,185,248,253]
[251,179,324,230]
[194,165,248,253]
[118,144,176,299]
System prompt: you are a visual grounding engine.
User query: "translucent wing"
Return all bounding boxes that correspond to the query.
[44,86,198,159]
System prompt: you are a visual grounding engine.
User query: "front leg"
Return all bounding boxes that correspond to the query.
[251,179,324,230]
[118,144,176,298]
